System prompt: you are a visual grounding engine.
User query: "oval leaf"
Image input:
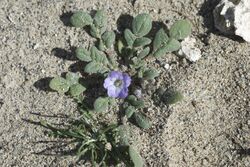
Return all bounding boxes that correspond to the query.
[69,84,86,97]
[118,125,130,146]
[138,47,150,59]
[132,13,152,37]
[129,146,144,167]
[133,112,151,129]
[49,77,70,93]
[125,106,136,118]
[169,19,192,40]
[94,97,109,112]
[84,62,102,74]
[143,68,159,80]
[154,38,181,58]
[70,11,93,28]
[124,29,136,47]
[76,47,91,62]
[153,28,169,51]
[93,10,107,35]
[162,90,183,105]
[102,31,116,49]
[133,37,151,47]
[66,72,80,86]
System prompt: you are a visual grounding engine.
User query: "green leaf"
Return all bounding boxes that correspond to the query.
[132,13,152,37]
[102,31,116,49]
[70,11,93,28]
[169,19,192,40]
[124,29,136,47]
[76,47,91,62]
[94,97,109,112]
[143,68,159,80]
[138,47,150,59]
[90,25,100,38]
[133,112,151,129]
[153,38,181,58]
[49,77,70,93]
[90,46,109,65]
[117,40,124,54]
[118,125,130,146]
[93,10,107,35]
[69,84,86,97]
[125,106,136,118]
[131,57,146,69]
[153,28,169,51]
[162,90,183,105]
[127,95,144,109]
[133,37,151,47]
[164,38,181,52]
[66,72,80,86]
[84,62,102,74]
[129,146,144,167]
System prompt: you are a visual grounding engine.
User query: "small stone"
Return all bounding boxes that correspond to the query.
[178,37,202,62]
[164,63,170,70]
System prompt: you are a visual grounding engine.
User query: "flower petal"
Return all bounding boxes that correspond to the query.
[107,85,122,98]
[118,87,129,98]
[122,73,131,87]
[109,71,123,80]
[103,77,116,89]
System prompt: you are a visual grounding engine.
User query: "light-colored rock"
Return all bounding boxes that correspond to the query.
[178,37,202,62]
[213,0,250,42]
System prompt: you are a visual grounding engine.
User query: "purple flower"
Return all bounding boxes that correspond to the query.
[104,71,131,98]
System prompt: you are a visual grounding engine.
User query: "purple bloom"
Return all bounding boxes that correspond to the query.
[104,71,131,98]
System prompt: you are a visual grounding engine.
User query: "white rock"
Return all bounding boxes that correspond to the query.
[164,63,170,70]
[213,0,250,42]
[178,37,202,62]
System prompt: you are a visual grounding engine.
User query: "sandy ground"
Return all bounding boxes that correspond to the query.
[0,0,250,166]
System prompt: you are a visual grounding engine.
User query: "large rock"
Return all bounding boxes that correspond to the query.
[213,0,250,42]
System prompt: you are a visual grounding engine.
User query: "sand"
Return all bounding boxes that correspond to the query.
[0,0,249,166]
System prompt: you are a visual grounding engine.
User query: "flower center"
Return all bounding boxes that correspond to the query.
[114,79,123,87]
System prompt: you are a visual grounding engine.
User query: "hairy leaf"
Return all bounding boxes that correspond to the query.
[66,72,80,86]
[70,11,93,28]
[127,95,144,109]
[138,47,150,59]
[132,13,152,37]
[143,68,159,80]
[76,47,91,62]
[90,46,108,64]
[94,97,109,112]
[129,146,144,167]
[133,112,151,129]
[154,38,181,58]
[49,77,70,93]
[125,106,136,118]
[169,19,192,40]
[124,29,136,47]
[90,25,100,38]
[162,90,183,105]
[153,28,169,51]
[102,31,116,49]
[133,37,151,47]
[93,10,107,35]
[69,84,86,97]
[118,125,130,146]
[84,62,102,74]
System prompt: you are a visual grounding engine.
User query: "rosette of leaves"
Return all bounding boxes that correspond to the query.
[70,10,116,51]
[49,72,86,99]
[119,13,159,81]
[153,19,192,58]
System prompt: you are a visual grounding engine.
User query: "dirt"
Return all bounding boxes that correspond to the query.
[0,0,250,166]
